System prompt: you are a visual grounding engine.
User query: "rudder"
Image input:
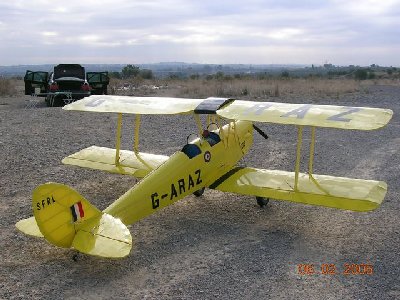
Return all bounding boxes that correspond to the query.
[32,183,101,248]
[23,182,132,258]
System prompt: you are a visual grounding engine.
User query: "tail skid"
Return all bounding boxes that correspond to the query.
[16,183,132,258]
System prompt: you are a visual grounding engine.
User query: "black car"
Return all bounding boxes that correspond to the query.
[24,64,109,106]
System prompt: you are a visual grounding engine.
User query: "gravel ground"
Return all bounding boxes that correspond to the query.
[1,85,399,300]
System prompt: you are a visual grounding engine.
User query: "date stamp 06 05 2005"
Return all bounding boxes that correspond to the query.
[297,263,374,276]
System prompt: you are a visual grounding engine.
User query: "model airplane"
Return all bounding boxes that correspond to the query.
[16,96,393,258]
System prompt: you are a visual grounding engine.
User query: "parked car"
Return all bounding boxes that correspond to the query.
[24,64,109,106]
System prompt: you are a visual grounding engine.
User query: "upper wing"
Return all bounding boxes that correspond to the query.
[210,167,387,212]
[216,100,393,130]
[63,95,205,114]
[64,96,392,130]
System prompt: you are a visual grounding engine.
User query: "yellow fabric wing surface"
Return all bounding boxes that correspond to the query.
[211,168,387,211]
[64,96,392,130]
[62,146,169,177]
[63,95,204,114]
[217,100,393,130]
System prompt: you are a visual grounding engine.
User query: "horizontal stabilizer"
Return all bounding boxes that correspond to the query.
[62,146,169,177]
[211,168,387,211]
[15,216,43,237]
[73,213,132,258]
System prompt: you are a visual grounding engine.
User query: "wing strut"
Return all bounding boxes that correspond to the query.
[133,114,152,170]
[294,126,303,191]
[294,126,330,194]
[309,127,316,174]
[115,113,123,166]
[194,114,203,137]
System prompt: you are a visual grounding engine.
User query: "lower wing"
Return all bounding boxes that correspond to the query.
[210,167,387,212]
[62,145,169,177]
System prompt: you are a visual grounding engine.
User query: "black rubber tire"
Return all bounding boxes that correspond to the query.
[256,196,269,208]
[193,187,205,197]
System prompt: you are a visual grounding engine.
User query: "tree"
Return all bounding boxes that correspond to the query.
[122,64,140,79]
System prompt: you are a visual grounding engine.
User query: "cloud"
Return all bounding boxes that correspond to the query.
[0,0,399,65]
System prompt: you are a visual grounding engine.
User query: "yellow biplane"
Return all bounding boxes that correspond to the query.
[16,96,393,258]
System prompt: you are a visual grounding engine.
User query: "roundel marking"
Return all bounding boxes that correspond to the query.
[204,151,211,162]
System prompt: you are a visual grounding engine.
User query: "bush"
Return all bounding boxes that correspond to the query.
[0,78,16,96]
[122,64,140,78]
[190,74,200,80]
[139,69,154,79]
[368,72,376,79]
[109,72,122,79]
[281,71,290,78]
[215,71,225,80]
[354,69,368,80]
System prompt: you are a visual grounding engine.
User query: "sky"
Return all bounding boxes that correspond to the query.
[0,0,399,66]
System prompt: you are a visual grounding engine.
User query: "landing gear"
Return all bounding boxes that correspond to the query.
[256,196,269,208]
[193,187,205,197]
[72,253,79,262]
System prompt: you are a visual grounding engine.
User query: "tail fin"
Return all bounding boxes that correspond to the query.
[18,182,132,258]
[32,183,101,248]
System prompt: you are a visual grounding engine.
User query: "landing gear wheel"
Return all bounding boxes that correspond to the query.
[256,196,269,208]
[72,253,79,262]
[193,187,205,197]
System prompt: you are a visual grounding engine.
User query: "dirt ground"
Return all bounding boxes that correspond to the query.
[1,85,399,300]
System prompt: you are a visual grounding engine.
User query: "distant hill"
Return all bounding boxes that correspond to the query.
[0,63,309,77]
[0,64,126,77]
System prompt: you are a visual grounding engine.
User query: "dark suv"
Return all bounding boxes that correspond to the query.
[24,64,109,106]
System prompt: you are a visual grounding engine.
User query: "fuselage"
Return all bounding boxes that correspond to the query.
[104,120,254,225]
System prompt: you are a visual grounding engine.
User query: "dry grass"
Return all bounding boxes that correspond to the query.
[110,77,365,100]
[361,78,400,87]
[0,78,17,96]
[8,76,399,100]
[175,77,361,99]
